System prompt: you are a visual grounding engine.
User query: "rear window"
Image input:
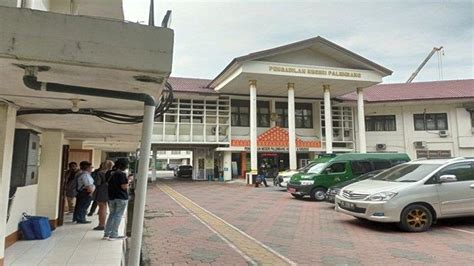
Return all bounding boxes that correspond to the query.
[351,161,373,175]
[373,160,392,170]
[179,165,192,169]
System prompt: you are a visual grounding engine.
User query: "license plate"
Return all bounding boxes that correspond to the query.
[288,188,296,193]
[340,201,356,209]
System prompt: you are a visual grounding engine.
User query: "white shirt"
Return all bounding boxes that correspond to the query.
[77,171,95,191]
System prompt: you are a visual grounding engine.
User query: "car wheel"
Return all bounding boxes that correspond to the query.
[399,204,433,232]
[310,187,327,201]
[291,193,304,199]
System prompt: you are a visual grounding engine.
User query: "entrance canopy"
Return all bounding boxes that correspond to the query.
[209,36,392,97]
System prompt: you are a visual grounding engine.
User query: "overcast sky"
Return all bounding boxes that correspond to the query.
[123,0,473,84]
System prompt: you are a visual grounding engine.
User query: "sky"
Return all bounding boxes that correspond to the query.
[123,0,473,84]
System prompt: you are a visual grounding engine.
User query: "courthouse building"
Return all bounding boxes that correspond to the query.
[151,37,474,181]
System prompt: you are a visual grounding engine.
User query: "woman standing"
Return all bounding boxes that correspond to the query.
[93,160,114,230]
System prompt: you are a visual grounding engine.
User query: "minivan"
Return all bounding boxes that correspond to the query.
[335,158,474,232]
[287,153,410,201]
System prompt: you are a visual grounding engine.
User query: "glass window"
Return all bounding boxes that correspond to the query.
[295,103,313,128]
[351,161,373,175]
[372,164,441,182]
[275,102,288,128]
[327,162,346,174]
[257,101,270,127]
[365,115,396,131]
[373,160,392,170]
[437,163,474,182]
[231,100,250,127]
[413,113,448,131]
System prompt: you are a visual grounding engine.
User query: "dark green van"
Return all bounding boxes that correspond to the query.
[287,153,410,201]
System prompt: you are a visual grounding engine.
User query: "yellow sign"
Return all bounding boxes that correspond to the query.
[268,66,362,78]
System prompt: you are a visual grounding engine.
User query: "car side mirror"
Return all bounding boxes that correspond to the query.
[439,174,457,183]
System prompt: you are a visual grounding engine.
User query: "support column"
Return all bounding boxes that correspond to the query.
[92,148,102,169]
[0,103,17,264]
[323,85,333,154]
[151,145,157,182]
[223,151,232,181]
[249,80,258,174]
[287,83,297,170]
[36,130,64,226]
[357,88,367,153]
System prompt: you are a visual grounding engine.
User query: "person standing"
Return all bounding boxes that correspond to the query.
[92,160,114,230]
[64,162,79,213]
[73,161,95,224]
[104,158,129,240]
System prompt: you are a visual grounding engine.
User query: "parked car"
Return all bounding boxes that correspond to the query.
[174,165,193,178]
[274,154,337,188]
[335,158,474,232]
[287,153,410,201]
[325,169,385,203]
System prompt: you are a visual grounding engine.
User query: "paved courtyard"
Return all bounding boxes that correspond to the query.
[143,176,474,265]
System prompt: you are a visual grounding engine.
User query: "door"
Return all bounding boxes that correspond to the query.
[436,162,474,217]
[57,145,70,226]
[322,162,348,186]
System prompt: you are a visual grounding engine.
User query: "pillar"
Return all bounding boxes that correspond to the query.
[151,146,157,181]
[0,103,17,264]
[357,88,367,153]
[323,85,333,154]
[92,148,102,169]
[287,83,297,170]
[36,130,64,224]
[249,80,258,174]
[223,151,232,181]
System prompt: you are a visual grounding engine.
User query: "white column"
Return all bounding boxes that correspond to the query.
[36,130,64,221]
[249,80,258,174]
[357,88,367,153]
[129,103,156,266]
[223,151,232,181]
[270,99,276,127]
[151,145,157,181]
[287,83,297,170]
[323,85,333,154]
[0,103,17,262]
[92,148,102,169]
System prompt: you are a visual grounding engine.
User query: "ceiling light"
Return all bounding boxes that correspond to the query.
[71,99,80,112]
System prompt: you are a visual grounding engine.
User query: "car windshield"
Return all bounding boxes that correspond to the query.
[371,164,441,182]
[300,162,317,173]
[306,163,328,174]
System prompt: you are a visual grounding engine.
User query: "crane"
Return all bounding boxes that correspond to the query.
[406,46,444,83]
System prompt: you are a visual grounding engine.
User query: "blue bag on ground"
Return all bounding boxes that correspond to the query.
[19,213,52,240]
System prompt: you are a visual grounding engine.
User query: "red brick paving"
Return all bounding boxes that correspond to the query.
[144,178,474,265]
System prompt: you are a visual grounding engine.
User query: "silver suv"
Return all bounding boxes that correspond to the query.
[335,158,474,232]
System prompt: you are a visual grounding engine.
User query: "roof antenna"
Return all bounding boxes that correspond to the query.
[148,0,154,26]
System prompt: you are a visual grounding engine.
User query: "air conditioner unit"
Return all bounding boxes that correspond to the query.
[438,130,448,137]
[376,144,387,151]
[414,141,427,149]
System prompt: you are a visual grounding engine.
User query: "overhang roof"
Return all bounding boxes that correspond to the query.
[168,77,215,94]
[208,36,393,88]
[338,79,474,103]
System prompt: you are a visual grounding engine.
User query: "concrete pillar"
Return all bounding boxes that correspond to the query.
[92,148,102,169]
[357,88,367,153]
[36,130,64,224]
[0,103,17,264]
[323,85,333,154]
[151,146,157,181]
[223,151,232,181]
[270,99,277,128]
[287,83,297,170]
[69,140,83,149]
[249,80,258,174]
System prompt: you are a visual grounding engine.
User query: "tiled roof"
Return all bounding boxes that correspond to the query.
[167,77,215,94]
[338,79,474,102]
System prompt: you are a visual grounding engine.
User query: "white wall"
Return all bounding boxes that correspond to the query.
[6,185,38,236]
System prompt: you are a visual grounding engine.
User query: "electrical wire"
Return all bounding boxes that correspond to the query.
[17,81,174,124]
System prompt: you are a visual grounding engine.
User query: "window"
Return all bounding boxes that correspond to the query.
[373,160,392,170]
[437,163,474,182]
[327,162,346,174]
[231,100,249,127]
[275,102,288,127]
[351,161,373,175]
[414,113,448,131]
[295,103,313,128]
[257,101,270,127]
[365,115,396,131]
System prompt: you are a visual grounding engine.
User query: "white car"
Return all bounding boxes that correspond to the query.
[274,162,319,188]
[335,158,474,232]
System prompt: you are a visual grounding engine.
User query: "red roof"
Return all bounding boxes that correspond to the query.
[338,79,474,102]
[167,77,215,94]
